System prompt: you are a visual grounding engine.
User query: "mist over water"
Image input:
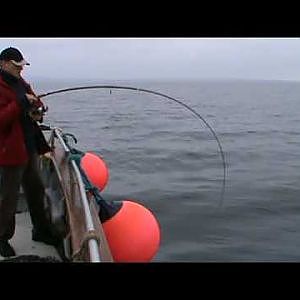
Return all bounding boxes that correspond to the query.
[35,79,300,261]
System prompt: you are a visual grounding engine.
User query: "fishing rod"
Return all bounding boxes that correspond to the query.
[38,85,226,206]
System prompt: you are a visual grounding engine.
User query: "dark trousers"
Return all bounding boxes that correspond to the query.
[0,154,50,241]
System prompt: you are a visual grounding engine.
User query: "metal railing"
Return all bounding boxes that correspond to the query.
[53,128,101,262]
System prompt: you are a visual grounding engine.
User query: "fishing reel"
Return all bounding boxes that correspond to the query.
[29,102,48,122]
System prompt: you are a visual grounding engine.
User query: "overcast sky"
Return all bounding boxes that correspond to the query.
[0,38,300,82]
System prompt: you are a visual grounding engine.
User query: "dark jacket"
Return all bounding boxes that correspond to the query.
[0,72,50,166]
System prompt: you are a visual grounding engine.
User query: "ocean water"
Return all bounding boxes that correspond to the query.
[34,78,300,262]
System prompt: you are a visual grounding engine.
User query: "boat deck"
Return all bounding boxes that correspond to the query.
[0,211,62,262]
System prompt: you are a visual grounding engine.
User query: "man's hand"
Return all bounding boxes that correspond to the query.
[43,152,52,159]
[28,110,43,121]
[25,93,39,104]
[25,93,46,122]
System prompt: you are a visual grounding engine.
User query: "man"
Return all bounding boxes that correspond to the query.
[0,47,59,257]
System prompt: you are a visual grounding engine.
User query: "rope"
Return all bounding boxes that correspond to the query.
[65,150,106,205]
[62,132,106,206]
[71,229,102,261]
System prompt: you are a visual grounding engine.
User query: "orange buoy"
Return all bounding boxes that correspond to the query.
[102,200,161,262]
[80,152,109,191]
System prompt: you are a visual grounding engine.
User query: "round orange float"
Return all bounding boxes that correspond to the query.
[102,200,161,262]
[80,152,109,191]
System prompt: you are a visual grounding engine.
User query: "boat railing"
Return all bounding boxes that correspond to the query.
[46,126,111,262]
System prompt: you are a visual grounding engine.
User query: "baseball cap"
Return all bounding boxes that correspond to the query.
[0,47,30,66]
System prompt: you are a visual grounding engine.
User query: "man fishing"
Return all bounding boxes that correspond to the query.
[0,47,59,257]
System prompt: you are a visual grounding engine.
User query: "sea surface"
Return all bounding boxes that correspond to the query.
[33,78,300,261]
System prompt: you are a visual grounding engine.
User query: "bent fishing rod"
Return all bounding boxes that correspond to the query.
[38,85,226,206]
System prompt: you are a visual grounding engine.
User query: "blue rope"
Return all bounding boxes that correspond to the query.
[61,133,122,222]
[61,132,105,205]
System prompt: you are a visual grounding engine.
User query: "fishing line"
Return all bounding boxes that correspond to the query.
[38,85,226,206]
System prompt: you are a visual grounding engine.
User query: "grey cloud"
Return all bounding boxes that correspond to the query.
[0,38,299,81]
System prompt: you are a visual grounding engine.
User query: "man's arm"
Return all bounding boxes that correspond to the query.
[25,82,47,122]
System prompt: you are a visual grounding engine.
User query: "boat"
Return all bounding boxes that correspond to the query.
[1,83,210,263]
[0,125,113,262]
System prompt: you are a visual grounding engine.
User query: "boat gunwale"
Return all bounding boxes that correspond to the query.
[44,126,113,262]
